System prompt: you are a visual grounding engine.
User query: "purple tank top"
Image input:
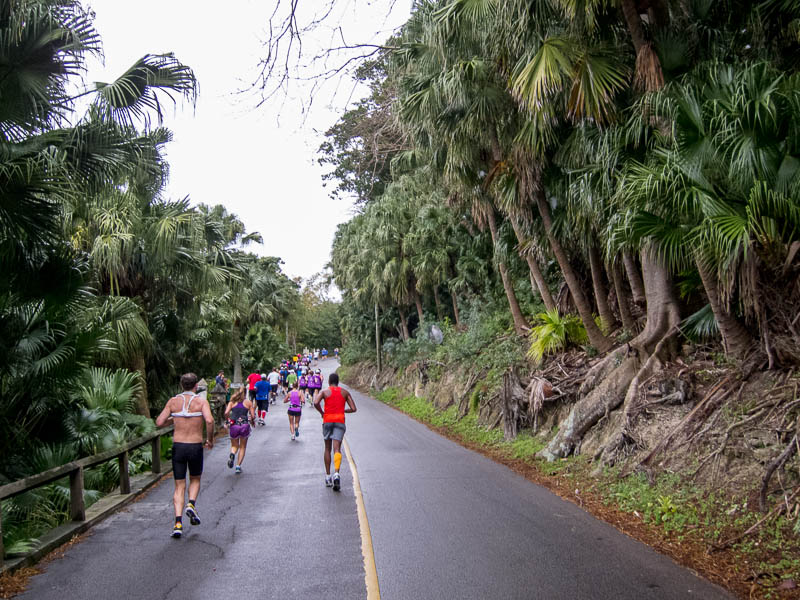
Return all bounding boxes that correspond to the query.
[289,390,303,410]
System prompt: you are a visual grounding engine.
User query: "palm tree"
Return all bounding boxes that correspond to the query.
[1,1,201,427]
[622,62,800,361]
[391,8,532,335]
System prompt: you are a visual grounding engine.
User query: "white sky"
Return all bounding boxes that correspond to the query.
[83,0,411,284]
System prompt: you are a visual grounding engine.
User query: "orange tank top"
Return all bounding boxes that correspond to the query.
[323,386,346,423]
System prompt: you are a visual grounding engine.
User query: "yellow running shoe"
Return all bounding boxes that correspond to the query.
[171,522,183,538]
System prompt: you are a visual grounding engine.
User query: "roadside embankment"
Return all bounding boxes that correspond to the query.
[340,359,800,600]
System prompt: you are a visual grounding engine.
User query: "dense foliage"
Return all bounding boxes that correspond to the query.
[325,0,800,375]
[0,0,341,552]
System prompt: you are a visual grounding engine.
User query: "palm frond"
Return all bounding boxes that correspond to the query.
[93,53,198,128]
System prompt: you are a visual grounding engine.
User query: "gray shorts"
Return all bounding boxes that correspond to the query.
[322,422,346,441]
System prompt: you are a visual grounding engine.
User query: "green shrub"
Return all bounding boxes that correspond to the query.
[527,310,588,364]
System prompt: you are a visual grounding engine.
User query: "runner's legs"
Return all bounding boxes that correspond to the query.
[237,437,248,466]
[324,439,332,474]
[187,475,201,504]
[173,478,186,518]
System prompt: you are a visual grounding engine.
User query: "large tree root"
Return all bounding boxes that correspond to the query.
[537,356,640,461]
[596,332,676,464]
[537,253,682,462]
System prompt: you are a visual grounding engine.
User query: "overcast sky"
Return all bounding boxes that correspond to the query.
[83,0,411,285]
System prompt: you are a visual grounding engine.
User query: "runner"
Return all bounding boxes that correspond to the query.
[307,369,322,405]
[313,372,357,491]
[224,387,254,474]
[254,373,270,425]
[298,371,309,403]
[247,369,261,404]
[284,383,304,440]
[286,367,298,391]
[279,363,289,395]
[334,348,339,358]
[321,348,328,360]
[268,367,281,404]
[155,373,214,538]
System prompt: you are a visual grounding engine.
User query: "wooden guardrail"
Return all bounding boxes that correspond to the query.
[0,425,173,567]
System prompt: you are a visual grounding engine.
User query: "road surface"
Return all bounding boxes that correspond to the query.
[20,360,731,600]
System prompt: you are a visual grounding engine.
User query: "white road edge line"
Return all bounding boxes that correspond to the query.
[343,437,381,600]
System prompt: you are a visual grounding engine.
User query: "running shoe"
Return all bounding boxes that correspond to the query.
[235,465,242,474]
[332,473,340,491]
[171,523,183,538]
[295,427,299,437]
[325,476,333,487]
[291,434,295,441]
[185,503,201,526]
[227,453,235,469]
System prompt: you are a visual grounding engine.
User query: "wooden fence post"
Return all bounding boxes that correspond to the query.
[151,435,161,474]
[119,451,130,495]
[69,467,85,521]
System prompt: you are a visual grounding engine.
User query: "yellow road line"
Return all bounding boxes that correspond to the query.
[343,438,381,600]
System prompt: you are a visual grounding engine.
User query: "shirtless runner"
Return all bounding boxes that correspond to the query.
[156,373,215,538]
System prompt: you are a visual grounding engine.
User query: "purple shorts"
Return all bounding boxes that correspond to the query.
[229,423,251,439]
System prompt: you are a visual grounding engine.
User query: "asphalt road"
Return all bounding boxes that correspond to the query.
[21,359,732,600]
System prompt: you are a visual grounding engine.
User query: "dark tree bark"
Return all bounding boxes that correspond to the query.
[623,250,647,305]
[612,261,637,332]
[695,257,752,359]
[589,243,616,332]
[620,0,647,51]
[487,209,529,336]
[399,307,410,341]
[510,216,556,311]
[412,288,424,325]
[450,290,461,328]
[534,189,612,352]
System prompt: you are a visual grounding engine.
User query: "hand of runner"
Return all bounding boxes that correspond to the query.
[204,439,213,450]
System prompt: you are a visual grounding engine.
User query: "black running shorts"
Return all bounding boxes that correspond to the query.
[172,442,203,479]
[256,399,269,412]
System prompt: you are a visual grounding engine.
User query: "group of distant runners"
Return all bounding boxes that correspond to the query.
[155,347,353,538]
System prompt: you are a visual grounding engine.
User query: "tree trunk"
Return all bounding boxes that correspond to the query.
[132,354,149,417]
[620,0,647,52]
[412,288,424,325]
[450,290,461,328]
[232,322,243,385]
[634,248,682,357]
[612,261,637,333]
[534,190,611,351]
[433,287,443,321]
[487,209,529,335]
[510,216,556,311]
[623,250,646,305]
[539,248,680,461]
[695,257,752,359]
[399,307,410,341]
[589,243,616,332]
